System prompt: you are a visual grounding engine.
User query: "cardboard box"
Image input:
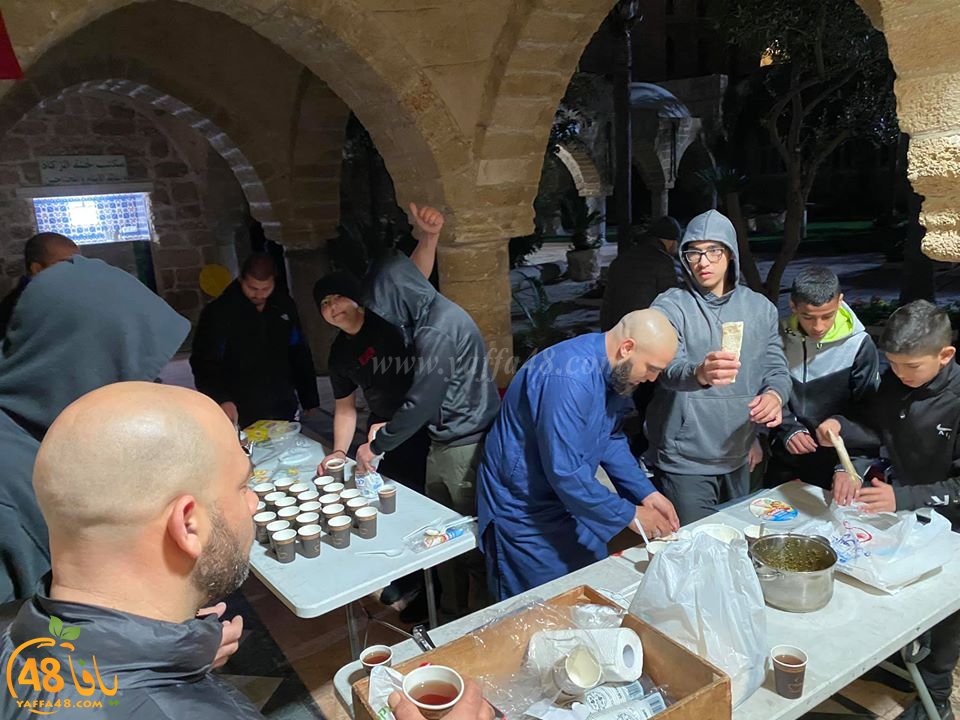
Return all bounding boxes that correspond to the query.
[352,585,731,720]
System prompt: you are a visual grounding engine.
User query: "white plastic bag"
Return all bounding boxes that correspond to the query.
[629,533,766,708]
[368,665,404,720]
[794,507,953,593]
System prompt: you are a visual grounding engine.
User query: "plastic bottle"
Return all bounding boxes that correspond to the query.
[585,690,668,720]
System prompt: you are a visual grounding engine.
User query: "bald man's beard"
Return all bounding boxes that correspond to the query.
[611,359,638,397]
[191,506,252,606]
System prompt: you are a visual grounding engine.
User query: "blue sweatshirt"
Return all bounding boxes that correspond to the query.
[645,210,791,474]
[477,334,656,591]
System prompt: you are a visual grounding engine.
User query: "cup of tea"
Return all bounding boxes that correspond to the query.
[771,645,808,699]
[360,644,393,674]
[326,458,346,483]
[378,483,397,514]
[402,665,464,719]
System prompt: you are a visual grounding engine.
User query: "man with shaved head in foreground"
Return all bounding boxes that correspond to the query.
[477,309,681,600]
[0,382,262,719]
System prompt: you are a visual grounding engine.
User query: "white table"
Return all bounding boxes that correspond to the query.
[247,434,477,658]
[334,481,960,720]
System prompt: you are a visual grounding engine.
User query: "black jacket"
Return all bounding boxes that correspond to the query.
[836,362,960,527]
[365,252,500,454]
[190,281,319,427]
[599,236,680,331]
[0,276,27,339]
[0,580,262,719]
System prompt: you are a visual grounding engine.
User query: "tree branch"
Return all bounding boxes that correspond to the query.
[802,128,853,195]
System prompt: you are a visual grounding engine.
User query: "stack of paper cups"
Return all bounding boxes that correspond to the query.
[527,629,643,684]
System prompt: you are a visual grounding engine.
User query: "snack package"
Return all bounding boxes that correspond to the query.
[721,321,744,359]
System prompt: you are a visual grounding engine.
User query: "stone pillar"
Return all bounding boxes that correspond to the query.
[284,245,337,375]
[436,239,514,388]
[651,187,670,218]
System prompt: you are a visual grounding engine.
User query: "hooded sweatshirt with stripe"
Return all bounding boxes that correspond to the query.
[645,210,791,475]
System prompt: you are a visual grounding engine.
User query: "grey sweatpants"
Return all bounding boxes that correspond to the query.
[651,464,751,526]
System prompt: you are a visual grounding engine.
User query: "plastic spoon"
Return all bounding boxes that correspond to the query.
[356,549,404,557]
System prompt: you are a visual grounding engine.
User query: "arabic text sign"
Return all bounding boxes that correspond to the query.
[38,155,128,186]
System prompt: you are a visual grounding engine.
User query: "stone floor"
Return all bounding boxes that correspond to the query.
[157,245,960,720]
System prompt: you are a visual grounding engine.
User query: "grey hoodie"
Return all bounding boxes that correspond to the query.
[365,252,500,453]
[0,256,189,601]
[645,210,790,474]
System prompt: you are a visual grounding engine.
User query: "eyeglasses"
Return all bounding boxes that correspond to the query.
[238,427,252,457]
[683,246,726,265]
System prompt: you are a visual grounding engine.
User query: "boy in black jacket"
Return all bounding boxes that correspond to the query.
[818,300,960,720]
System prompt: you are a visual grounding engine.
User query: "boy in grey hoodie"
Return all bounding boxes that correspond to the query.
[645,210,791,524]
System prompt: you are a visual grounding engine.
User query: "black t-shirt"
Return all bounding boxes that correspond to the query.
[328,310,415,422]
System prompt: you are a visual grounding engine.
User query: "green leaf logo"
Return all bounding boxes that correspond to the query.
[49,616,63,638]
[60,626,81,641]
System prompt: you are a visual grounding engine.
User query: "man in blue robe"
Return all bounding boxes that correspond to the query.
[477,309,681,600]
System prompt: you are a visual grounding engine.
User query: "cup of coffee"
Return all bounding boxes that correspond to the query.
[360,645,393,674]
[252,482,276,500]
[322,482,345,496]
[322,503,346,528]
[299,500,323,514]
[772,645,808,699]
[328,515,352,548]
[274,496,298,511]
[271,528,297,563]
[274,477,295,493]
[355,506,378,539]
[402,665,464,719]
[254,511,277,544]
[298,524,323,558]
[277,506,301,523]
[326,458,346,483]
[296,511,320,529]
[297,489,320,504]
[378,484,397,514]
[264,491,287,509]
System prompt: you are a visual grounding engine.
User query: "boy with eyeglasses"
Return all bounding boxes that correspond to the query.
[645,209,791,524]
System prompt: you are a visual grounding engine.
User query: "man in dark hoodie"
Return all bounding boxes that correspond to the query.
[645,209,791,524]
[190,253,319,428]
[0,255,190,603]
[354,241,501,616]
[818,300,960,720]
[0,232,79,339]
[0,382,262,720]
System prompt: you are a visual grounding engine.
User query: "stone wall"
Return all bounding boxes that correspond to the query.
[0,93,219,328]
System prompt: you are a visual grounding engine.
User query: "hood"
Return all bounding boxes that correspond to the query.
[678,210,740,296]
[9,579,222,687]
[0,256,190,431]
[785,301,865,345]
[363,251,437,342]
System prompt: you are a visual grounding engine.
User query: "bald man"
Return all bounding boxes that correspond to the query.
[477,310,681,600]
[0,382,262,719]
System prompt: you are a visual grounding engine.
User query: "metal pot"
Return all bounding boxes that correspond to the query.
[748,533,838,613]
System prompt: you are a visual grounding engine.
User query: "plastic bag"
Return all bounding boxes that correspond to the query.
[793,507,953,593]
[355,471,385,499]
[629,533,766,708]
[368,665,405,720]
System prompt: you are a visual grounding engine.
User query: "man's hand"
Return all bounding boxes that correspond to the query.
[355,442,377,473]
[368,421,387,443]
[695,351,740,386]
[816,419,842,447]
[630,505,672,540]
[197,602,243,670]
[748,438,764,471]
[831,470,861,507]
[856,477,896,514]
[409,203,444,238]
[641,491,680,533]
[786,431,818,455]
[389,679,493,720]
[749,391,782,427]
[220,401,239,425]
[319,450,347,475]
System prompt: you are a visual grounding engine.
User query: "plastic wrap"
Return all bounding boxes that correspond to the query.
[355,471,385,499]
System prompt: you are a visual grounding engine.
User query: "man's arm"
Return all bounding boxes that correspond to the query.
[598,415,657,504]
[759,305,792,402]
[651,294,707,391]
[534,376,637,543]
[332,394,358,455]
[286,303,320,410]
[408,203,443,279]
[189,304,232,404]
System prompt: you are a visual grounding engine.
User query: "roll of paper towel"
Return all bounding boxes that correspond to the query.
[526,628,643,683]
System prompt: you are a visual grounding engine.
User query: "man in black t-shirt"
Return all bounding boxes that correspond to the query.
[313,271,429,493]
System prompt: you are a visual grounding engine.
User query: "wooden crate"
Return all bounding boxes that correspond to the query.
[352,585,731,720]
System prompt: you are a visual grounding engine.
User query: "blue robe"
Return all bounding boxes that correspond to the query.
[477,333,657,600]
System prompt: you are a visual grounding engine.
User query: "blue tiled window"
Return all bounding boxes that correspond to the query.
[31,192,154,245]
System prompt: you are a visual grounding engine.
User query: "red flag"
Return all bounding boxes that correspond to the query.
[0,11,23,80]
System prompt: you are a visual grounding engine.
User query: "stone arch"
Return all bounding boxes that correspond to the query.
[554,142,608,198]
[671,134,718,219]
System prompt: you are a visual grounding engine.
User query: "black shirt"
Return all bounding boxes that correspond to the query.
[328,310,415,422]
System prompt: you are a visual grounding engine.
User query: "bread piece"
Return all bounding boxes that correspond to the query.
[721,321,744,358]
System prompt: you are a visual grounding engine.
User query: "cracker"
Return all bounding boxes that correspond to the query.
[721,321,744,358]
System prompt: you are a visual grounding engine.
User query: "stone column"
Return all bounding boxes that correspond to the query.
[284,244,337,375]
[651,187,670,218]
[436,239,514,388]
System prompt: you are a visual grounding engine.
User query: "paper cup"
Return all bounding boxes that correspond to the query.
[288,482,311,496]
[297,489,320,504]
[256,501,266,513]
[315,475,335,490]
[299,501,322,514]
[318,493,341,507]
[264,491,287,509]
[274,477,295,493]
[322,503,346,526]
[322,482,345,495]
[274,496,298,510]
[355,506,378,539]
[378,484,397,514]
[277,506,301,522]
[326,458,346,483]
[271,528,297,563]
[402,665,464,720]
[360,644,393,674]
[346,496,369,516]
[328,515,352,548]
[340,488,362,503]
[772,645,807,699]
[296,511,320,529]
[298,524,323,558]
[252,482,276,499]
[254,511,277,544]
[553,646,602,696]
[265,519,290,538]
